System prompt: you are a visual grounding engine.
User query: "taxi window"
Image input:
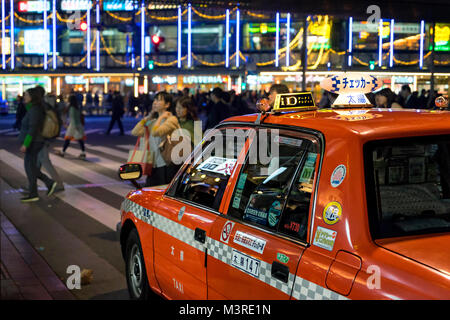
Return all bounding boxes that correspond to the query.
[228,129,319,241]
[169,128,248,211]
[365,135,450,239]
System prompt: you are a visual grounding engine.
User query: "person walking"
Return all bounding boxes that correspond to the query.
[13,95,26,131]
[57,94,86,159]
[106,91,125,135]
[34,87,65,192]
[131,92,180,187]
[18,87,57,202]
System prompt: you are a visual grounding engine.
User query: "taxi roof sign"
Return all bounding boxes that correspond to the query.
[320,73,382,108]
[273,92,317,113]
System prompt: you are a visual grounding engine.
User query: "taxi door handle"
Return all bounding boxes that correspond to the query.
[194,228,206,244]
[271,261,289,283]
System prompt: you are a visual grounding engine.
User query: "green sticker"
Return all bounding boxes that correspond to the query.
[277,253,289,264]
[232,173,247,209]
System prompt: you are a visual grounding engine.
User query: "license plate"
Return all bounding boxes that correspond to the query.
[231,249,261,278]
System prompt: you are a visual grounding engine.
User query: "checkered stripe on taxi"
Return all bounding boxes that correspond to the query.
[121,198,348,300]
[206,237,295,296]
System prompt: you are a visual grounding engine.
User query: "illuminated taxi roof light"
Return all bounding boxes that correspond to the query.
[321,73,382,108]
[273,92,317,113]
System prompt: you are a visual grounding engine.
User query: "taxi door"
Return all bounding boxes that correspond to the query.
[153,126,251,299]
[207,128,321,299]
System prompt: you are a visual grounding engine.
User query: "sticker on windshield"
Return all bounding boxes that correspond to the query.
[330,164,346,188]
[197,156,237,176]
[268,200,282,227]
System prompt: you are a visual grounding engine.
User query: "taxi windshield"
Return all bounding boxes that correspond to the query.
[365,135,450,239]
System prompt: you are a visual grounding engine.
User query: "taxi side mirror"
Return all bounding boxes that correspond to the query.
[119,164,142,189]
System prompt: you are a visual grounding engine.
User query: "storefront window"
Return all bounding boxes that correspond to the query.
[101,29,129,54]
[60,30,85,55]
[15,28,52,55]
[185,23,224,52]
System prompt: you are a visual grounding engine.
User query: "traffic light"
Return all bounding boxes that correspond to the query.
[369,60,375,70]
[151,35,165,52]
[148,60,154,70]
[80,21,88,32]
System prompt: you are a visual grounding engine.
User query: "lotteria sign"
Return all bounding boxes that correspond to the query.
[18,1,51,12]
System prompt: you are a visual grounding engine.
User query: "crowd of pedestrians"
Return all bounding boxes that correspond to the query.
[13,83,448,200]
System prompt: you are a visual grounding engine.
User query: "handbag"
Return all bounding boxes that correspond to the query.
[128,127,152,176]
[159,125,185,164]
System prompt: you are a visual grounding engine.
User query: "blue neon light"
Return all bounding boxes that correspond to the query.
[87,5,91,69]
[52,0,56,69]
[188,4,192,68]
[236,8,240,68]
[43,0,48,70]
[225,9,230,68]
[348,17,352,67]
[389,19,394,68]
[177,5,181,68]
[140,1,145,69]
[10,0,14,70]
[286,13,290,67]
[378,19,383,67]
[419,20,424,69]
[275,12,279,67]
[2,0,6,70]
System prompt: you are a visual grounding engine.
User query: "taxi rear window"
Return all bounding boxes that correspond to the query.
[364,135,450,239]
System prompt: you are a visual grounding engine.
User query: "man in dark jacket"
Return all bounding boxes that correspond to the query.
[106,91,125,135]
[19,87,57,202]
[205,87,231,131]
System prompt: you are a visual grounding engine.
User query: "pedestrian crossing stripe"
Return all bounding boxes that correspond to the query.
[121,198,348,300]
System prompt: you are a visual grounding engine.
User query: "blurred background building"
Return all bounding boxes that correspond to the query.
[0,0,448,113]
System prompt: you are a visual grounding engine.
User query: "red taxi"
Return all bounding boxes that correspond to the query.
[118,85,450,300]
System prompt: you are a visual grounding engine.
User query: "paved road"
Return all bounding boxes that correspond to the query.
[0,115,143,300]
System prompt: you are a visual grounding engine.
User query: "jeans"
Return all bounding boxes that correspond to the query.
[24,142,54,197]
[37,141,63,187]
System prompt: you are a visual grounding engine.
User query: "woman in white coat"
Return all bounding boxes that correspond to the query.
[57,94,86,159]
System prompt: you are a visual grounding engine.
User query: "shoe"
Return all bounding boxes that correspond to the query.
[57,150,65,157]
[54,184,65,193]
[47,181,58,197]
[21,186,29,193]
[78,153,86,160]
[21,195,39,203]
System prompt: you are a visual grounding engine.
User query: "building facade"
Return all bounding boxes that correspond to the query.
[0,0,449,105]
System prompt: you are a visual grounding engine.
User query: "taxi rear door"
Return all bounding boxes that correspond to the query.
[207,128,322,299]
[154,126,250,299]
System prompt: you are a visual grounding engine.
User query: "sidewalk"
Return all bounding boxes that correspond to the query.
[0,211,75,300]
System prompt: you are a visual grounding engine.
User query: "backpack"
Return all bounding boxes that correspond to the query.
[41,104,61,139]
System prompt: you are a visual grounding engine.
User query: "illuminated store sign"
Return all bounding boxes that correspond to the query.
[431,23,450,52]
[61,0,92,11]
[152,76,177,85]
[18,1,51,12]
[103,0,135,11]
[183,76,227,84]
[24,29,50,54]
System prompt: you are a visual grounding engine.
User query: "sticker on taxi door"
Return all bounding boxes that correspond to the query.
[313,226,337,251]
[220,221,235,244]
